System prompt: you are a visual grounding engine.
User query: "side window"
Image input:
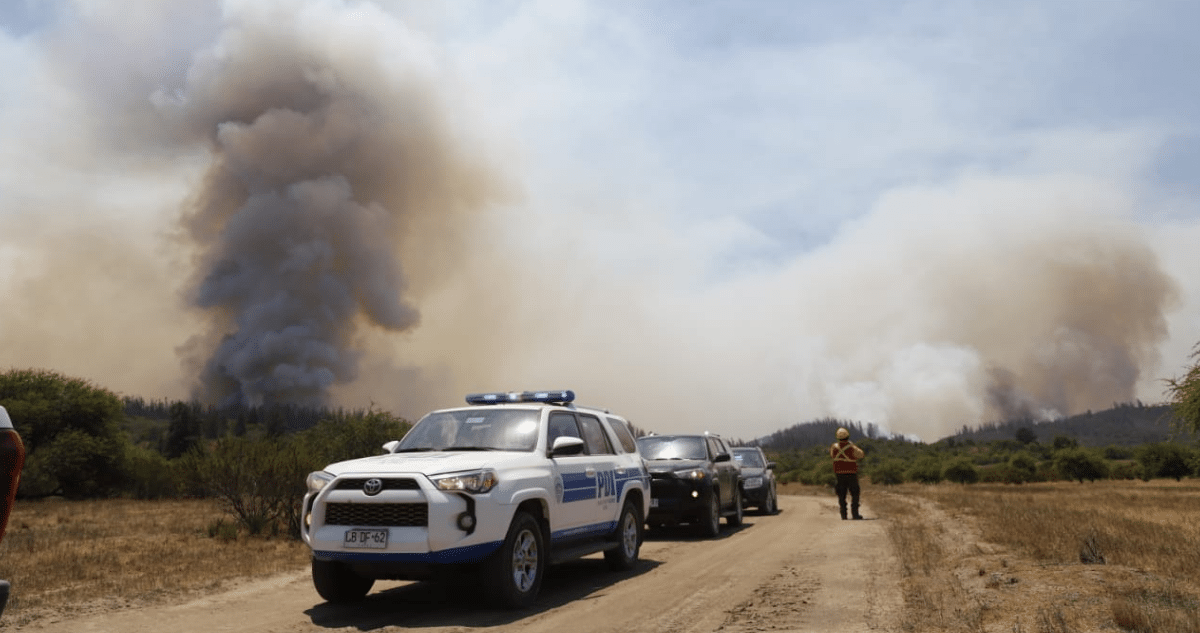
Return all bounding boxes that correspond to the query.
[706,437,722,461]
[579,414,614,455]
[606,417,637,453]
[548,412,582,449]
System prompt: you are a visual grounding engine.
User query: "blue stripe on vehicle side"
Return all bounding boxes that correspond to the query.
[616,469,644,497]
[552,520,617,541]
[314,541,503,565]
[562,472,596,502]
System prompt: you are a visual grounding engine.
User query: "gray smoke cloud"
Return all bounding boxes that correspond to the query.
[155,2,508,407]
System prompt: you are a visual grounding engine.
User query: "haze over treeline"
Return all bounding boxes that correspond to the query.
[2,1,1199,442]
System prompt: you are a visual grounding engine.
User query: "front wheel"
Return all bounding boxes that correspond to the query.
[312,557,374,603]
[696,490,721,538]
[727,488,743,527]
[763,485,778,515]
[485,511,545,609]
[605,499,643,571]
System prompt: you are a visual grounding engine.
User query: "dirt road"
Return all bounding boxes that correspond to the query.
[21,494,901,633]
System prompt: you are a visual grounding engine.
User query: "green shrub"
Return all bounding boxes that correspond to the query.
[870,459,906,485]
[907,456,943,484]
[943,458,979,484]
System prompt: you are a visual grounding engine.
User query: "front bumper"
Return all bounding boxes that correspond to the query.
[302,474,509,577]
[646,474,713,525]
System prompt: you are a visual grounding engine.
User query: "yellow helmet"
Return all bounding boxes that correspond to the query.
[836,427,849,440]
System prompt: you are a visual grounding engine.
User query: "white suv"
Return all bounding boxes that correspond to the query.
[301,390,650,608]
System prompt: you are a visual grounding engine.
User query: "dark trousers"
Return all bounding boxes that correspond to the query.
[835,473,861,519]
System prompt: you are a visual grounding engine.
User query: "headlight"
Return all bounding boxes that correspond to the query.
[743,477,763,489]
[674,468,707,480]
[306,471,334,494]
[433,469,498,494]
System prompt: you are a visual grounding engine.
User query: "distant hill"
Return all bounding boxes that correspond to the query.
[946,402,1183,447]
[754,402,1187,452]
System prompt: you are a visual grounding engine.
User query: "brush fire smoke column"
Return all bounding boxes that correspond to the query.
[164,4,500,408]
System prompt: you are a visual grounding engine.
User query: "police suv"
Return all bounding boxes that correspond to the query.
[301,390,650,608]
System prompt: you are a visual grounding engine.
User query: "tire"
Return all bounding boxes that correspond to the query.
[763,484,778,515]
[312,557,374,603]
[604,499,643,571]
[696,490,721,538]
[485,511,545,609]
[727,488,743,527]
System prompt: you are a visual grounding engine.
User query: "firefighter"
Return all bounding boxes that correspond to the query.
[830,427,865,520]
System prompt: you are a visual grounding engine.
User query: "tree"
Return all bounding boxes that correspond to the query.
[1137,442,1194,481]
[1054,448,1110,483]
[1165,342,1200,433]
[1052,435,1079,451]
[1015,427,1037,445]
[0,368,129,498]
[1007,452,1039,484]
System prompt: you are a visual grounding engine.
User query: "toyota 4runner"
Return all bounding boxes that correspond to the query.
[301,390,650,608]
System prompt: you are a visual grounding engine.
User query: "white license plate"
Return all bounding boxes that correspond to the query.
[344,528,388,549]
[650,498,659,508]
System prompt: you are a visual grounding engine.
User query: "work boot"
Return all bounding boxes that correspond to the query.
[839,504,848,520]
[852,514,863,520]
[851,504,862,520]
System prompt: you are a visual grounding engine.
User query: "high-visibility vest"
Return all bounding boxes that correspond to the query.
[830,441,864,474]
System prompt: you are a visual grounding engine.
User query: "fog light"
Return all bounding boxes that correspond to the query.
[457,512,476,532]
[691,490,699,498]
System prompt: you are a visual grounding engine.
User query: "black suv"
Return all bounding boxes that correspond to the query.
[732,446,778,515]
[636,433,742,536]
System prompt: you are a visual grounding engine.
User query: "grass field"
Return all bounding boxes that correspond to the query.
[2,481,1199,631]
[864,480,1200,633]
[0,498,310,628]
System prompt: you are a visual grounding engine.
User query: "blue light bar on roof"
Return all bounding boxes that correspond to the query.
[465,390,575,405]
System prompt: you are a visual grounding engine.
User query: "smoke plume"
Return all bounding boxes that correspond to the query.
[158,2,507,406]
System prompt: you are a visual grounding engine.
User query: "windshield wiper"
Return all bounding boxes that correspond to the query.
[445,446,499,451]
[393,447,436,453]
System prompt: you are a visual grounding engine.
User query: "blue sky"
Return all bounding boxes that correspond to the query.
[2,0,1199,441]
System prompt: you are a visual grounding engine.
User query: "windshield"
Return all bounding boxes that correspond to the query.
[636,436,707,460]
[733,449,765,468]
[396,408,541,452]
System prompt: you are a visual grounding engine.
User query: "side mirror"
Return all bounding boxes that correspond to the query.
[714,452,731,463]
[550,436,586,456]
[382,440,400,454]
[767,461,777,470]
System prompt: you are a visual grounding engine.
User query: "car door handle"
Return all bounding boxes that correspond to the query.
[586,468,596,477]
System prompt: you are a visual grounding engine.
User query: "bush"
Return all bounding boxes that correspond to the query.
[908,456,943,484]
[1007,452,1039,484]
[870,459,907,485]
[943,458,979,484]
[1054,448,1110,483]
[1137,443,1194,481]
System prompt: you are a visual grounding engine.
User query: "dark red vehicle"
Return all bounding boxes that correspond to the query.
[0,405,25,619]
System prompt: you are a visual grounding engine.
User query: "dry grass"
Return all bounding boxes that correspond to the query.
[0,498,310,629]
[869,480,1200,633]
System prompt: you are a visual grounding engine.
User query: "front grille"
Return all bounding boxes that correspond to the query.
[324,502,428,527]
[334,477,420,491]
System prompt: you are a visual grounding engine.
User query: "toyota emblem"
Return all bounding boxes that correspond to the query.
[363,478,383,496]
